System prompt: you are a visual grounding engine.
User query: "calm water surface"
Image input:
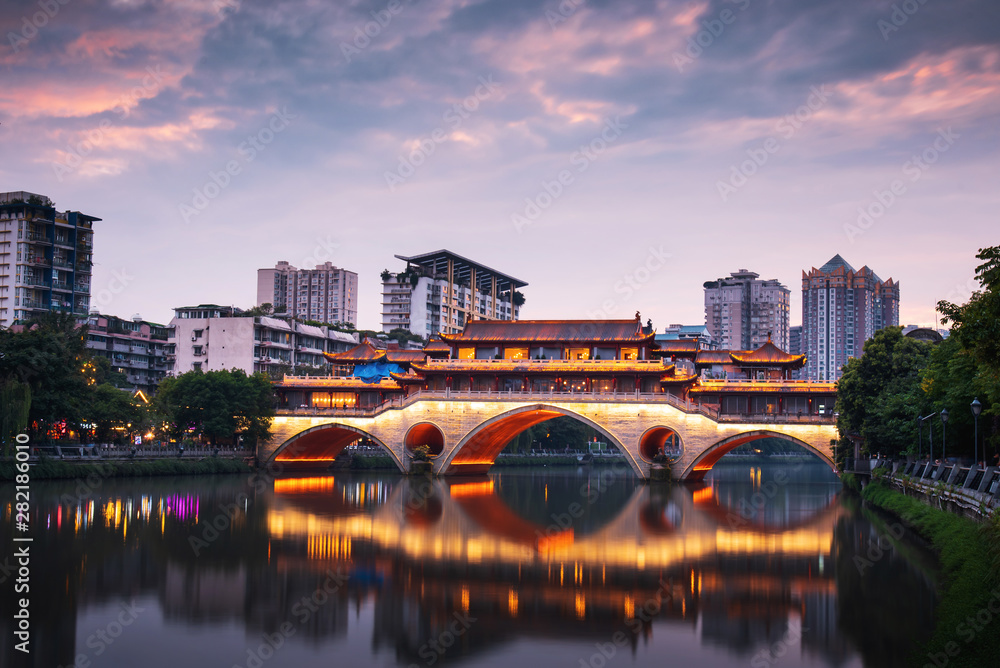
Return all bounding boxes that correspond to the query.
[2,460,938,668]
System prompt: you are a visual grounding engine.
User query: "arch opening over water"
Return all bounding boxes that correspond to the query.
[270,423,402,471]
[638,426,682,462]
[444,404,642,477]
[404,422,445,456]
[681,430,835,481]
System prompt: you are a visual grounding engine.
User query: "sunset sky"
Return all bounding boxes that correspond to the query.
[2,0,998,330]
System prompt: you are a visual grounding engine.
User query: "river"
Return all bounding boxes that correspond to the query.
[1,459,938,668]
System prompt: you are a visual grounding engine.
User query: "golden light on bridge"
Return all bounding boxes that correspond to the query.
[692,487,714,504]
[274,476,338,494]
[308,535,351,560]
[449,480,495,498]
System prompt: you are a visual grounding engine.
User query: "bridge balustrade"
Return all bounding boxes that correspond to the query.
[276,387,836,424]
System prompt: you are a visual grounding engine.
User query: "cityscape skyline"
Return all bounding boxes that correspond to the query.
[2,1,996,331]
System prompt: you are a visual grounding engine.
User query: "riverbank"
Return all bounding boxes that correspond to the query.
[845,476,1000,667]
[0,457,252,481]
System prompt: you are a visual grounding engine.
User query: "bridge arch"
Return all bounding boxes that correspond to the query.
[404,421,445,456]
[442,403,643,477]
[637,426,683,462]
[269,423,405,472]
[679,430,835,481]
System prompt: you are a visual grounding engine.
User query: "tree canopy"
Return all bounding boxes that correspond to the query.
[0,312,91,437]
[155,369,275,446]
[836,327,934,458]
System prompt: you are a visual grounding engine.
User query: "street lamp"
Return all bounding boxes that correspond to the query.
[919,412,938,463]
[916,416,922,461]
[940,408,949,463]
[971,398,982,468]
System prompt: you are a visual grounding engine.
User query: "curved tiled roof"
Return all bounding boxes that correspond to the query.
[324,341,385,363]
[439,319,653,344]
[422,337,452,356]
[729,341,806,367]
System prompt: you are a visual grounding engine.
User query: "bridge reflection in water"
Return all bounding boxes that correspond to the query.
[258,465,928,667]
[7,464,938,668]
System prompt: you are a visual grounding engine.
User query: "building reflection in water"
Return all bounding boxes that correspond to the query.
[0,464,936,668]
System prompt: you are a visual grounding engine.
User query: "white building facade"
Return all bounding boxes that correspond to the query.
[168,305,358,377]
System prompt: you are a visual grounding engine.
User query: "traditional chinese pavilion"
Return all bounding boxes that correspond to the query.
[275,317,834,417]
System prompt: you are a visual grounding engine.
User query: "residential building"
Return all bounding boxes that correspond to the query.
[703,269,790,352]
[788,325,803,380]
[657,323,716,349]
[257,261,358,326]
[85,312,170,391]
[801,255,900,381]
[167,304,358,376]
[381,249,527,337]
[0,191,97,328]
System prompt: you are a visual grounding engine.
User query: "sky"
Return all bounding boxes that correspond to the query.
[2,0,998,331]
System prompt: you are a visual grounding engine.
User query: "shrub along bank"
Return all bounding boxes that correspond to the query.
[859,480,1000,667]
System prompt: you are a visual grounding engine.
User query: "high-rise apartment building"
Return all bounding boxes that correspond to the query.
[0,191,97,328]
[381,250,527,337]
[703,270,790,351]
[801,255,899,381]
[257,261,358,326]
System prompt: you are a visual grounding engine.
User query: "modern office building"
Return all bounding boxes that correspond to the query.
[0,191,97,328]
[257,261,358,326]
[801,255,900,381]
[167,304,358,376]
[85,312,171,392]
[381,249,527,337]
[703,270,790,352]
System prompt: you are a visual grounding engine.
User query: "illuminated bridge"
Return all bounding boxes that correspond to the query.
[261,318,838,480]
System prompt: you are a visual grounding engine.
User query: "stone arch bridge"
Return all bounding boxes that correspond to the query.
[261,392,839,480]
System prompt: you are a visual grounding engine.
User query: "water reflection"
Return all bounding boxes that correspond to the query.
[0,462,936,668]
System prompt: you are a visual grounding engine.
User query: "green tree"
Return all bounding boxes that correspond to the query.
[920,335,983,460]
[836,327,934,458]
[938,244,1000,454]
[86,383,143,444]
[0,312,91,440]
[244,303,274,317]
[156,369,274,446]
[0,378,31,454]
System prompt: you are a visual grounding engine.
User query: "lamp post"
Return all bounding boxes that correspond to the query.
[917,416,922,461]
[940,408,949,463]
[971,398,982,468]
[919,413,938,463]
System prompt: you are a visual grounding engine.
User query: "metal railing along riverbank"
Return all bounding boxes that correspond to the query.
[851,457,1000,517]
